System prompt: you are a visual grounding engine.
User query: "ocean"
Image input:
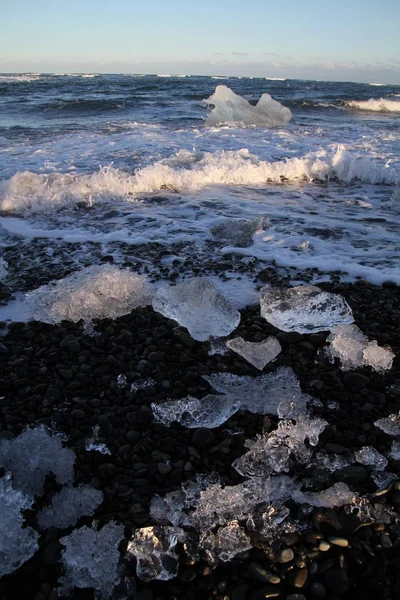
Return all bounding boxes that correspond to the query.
[0,73,399,312]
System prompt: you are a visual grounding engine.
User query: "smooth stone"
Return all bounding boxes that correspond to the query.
[286,595,306,600]
[277,548,294,563]
[328,537,349,548]
[310,582,326,599]
[343,372,370,387]
[251,586,282,600]
[319,541,331,552]
[324,568,349,594]
[249,563,281,584]
[292,568,308,588]
[334,465,369,484]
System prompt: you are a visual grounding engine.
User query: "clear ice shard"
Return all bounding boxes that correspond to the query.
[208,336,230,356]
[126,526,188,581]
[371,471,398,488]
[0,257,7,280]
[355,446,388,471]
[293,482,355,508]
[151,394,241,429]
[59,521,124,599]
[204,85,292,127]
[152,277,241,341]
[0,474,39,577]
[203,366,311,417]
[390,440,400,460]
[26,264,152,331]
[211,215,270,247]
[313,452,352,472]
[37,485,104,530]
[260,285,353,334]
[117,374,128,389]
[232,415,327,478]
[226,336,281,370]
[85,425,111,455]
[199,521,252,562]
[375,412,400,437]
[0,425,75,496]
[326,324,395,372]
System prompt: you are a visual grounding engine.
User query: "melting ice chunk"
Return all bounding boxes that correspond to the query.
[0,257,8,281]
[85,425,111,455]
[326,324,394,371]
[117,374,128,389]
[371,471,398,489]
[0,474,39,577]
[199,521,252,562]
[203,366,311,417]
[226,336,281,370]
[313,452,352,472]
[293,482,355,508]
[127,526,188,581]
[375,412,400,437]
[152,277,240,341]
[204,85,292,127]
[390,440,400,460]
[0,426,75,496]
[151,394,241,429]
[208,336,230,356]
[260,285,353,333]
[59,521,124,599]
[26,264,152,332]
[37,485,104,530]
[211,215,270,247]
[355,446,388,471]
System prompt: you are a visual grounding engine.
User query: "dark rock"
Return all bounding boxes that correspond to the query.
[192,428,215,448]
[334,466,369,485]
[324,568,349,594]
[343,372,370,387]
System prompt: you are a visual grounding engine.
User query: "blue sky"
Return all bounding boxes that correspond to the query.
[1,0,399,83]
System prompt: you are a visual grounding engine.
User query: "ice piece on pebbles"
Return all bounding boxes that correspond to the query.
[371,471,398,489]
[390,440,400,460]
[326,324,394,372]
[0,474,39,577]
[293,482,355,508]
[363,341,395,372]
[226,336,281,370]
[117,374,127,389]
[199,521,252,563]
[375,412,400,437]
[211,215,270,247]
[208,336,229,356]
[26,264,152,332]
[204,85,292,127]
[0,426,75,496]
[355,446,388,471]
[203,366,311,417]
[260,285,353,333]
[85,425,111,455]
[37,485,104,530]
[313,453,352,472]
[130,377,157,393]
[127,526,188,581]
[59,521,124,599]
[151,394,241,429]
[152,277,240,341]
[0,258,8,280]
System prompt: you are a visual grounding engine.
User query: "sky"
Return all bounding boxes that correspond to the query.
[1,0,399,83]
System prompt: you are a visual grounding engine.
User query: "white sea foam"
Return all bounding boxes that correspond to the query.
[0,74,41,83]
[347,98,400,113]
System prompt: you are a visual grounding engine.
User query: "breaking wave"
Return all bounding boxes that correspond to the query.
[0,145,398,213]
[346,98,400,113]
[0,73,41,83]
[39,98,126,112]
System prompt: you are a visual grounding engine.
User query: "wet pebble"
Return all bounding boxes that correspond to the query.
[277,548,294,563]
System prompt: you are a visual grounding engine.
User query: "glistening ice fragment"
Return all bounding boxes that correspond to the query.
[326,324,395,372]
[355,446,388,471]
[199,521,252,562]
[151,394,241,429]
[211,215,270,247]
[375,412,400,437]
[226,336,282,370]
[37,485,104,530]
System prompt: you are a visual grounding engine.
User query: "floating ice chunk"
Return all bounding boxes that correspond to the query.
[0,426,75,496]
[211,215,270,247]
[59,521,124,599]
[199,521,252,562]
[204,366,311,417]
[127,526,187,581]
[37,485,103,530]
[226,336,281,370]
[390,440,400,460]
[205,85,292,127]
[151,394,241,429]
[26,264,152,332]
[326,324,394,371]
[363,340,395,372]
[152,277,240,341]
[355,446,388,471]
[0,474,39,577]
[233,415,327,478]
[313,453,352,472]
[375,412,400,437]
[293,482,355,508]
[85,425,111,455]
[260,285,353,334]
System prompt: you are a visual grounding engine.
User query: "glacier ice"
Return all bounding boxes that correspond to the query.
[326,324,395,372]
[26,264,152,332]
[151,394,241,429]
[211,215,270,247]
[0,474,39,577]
[226,335,282,370]
[260,285,353,333]
[375,412,400,437]
[126,526,188,581]
[293,482,355,508]
[355,446,388,471]
[37,485,103,530]
[59,521,124,599]
[204,85,292,127]
[0,426,75,496]
[203,366,311,417]
[199,521,252,562]
[152,277,241,341]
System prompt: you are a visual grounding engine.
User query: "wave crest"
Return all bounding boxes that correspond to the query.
[347,98,400,113]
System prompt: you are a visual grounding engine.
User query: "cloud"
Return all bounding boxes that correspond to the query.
[232,52,248,56]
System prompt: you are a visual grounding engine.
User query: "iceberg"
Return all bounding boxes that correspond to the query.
[151,394,241,429]
[211,215,270,247]
[326,324,395,372]
[260,285,354,333]
[152,277,240,341]
[205,85,292,127]
[226,335,282,370]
